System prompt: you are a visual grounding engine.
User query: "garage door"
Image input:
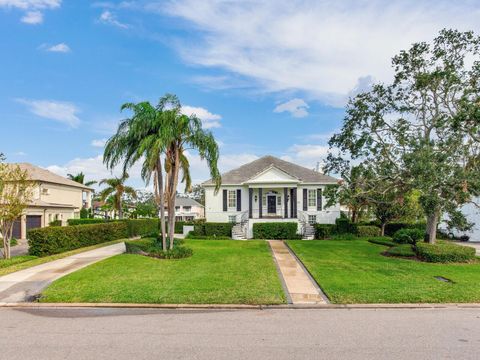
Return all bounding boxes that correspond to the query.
[12,218,21,239]
[26,215,42,233]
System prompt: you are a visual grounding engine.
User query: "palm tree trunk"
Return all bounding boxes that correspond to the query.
[118,196,123,220]
[167,147,181,250]
[156,158,167,250]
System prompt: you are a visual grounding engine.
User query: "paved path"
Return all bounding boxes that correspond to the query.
[268,240,326,304]
[0,307,478,360]
[10,238,29,257]
[0,243,126,303]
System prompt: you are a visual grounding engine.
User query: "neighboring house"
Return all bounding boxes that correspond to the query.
[202,155,341,239]
[9,163,93,239]
[164,196,205,222]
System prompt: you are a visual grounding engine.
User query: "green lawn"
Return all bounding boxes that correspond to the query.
[287,239,480,304]
[40,240,286,305]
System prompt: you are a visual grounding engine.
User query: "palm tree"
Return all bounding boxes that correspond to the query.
[104,101,170,249]
[104,94,221,249]
[98,174,136,219]
[67,172,97,187]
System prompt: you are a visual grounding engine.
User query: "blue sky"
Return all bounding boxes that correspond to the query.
[1,0,480,189]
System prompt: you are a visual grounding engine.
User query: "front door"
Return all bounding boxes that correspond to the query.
[267,196,276,214]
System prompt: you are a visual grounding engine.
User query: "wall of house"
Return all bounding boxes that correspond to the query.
[39,182,86,210]
[204,184,341,224]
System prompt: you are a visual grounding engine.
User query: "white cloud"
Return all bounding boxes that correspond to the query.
[0,0,61,24]
[160,0,480,106]
[91,138,107,148]
[181,105,222,129]
[41,42,71,53]
[16,98,80,128]
[98,10,129,29]
[274,98,309,118]
[21,10,42,23]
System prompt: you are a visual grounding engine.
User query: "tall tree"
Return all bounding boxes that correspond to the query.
[0,161,33,259]
[67,172,97,187]
[328,29,480,243]
[189,184,205,205]
[98,174,136,219]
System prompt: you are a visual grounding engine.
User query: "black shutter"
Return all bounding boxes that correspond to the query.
[248,188,253,218]
[284,188,288,218]
[317,188,322,211]
[236,189,241,211]
[293,188,297,218]
[223,189,227,212]
[258,188,263,218]
[303,189,308,211]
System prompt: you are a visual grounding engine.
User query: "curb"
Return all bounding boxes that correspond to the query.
[1,302,480,310]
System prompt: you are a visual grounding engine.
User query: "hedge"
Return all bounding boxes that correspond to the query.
[335,217,358,234]
[357,225,381,237]
[384,222,426,236]
[253,222,299,239]
[67,218,113,226]
[125,238,192,259]
[314,224,336,239]
[393,228,425,245]
[416,241,476,263]
[28,219,159,257]
[187,222,233,237]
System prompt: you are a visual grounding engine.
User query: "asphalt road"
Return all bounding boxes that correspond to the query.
[0,307,478,359]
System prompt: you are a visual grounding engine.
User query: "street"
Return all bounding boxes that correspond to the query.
[0,307,478,359]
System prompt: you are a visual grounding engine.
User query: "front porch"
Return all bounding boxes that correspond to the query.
[247,186,298,220]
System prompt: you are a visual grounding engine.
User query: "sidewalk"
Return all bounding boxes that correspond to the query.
[0,243,126,303]
[268,240,327,304]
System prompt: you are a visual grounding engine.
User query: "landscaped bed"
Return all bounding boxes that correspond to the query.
[40,240,286,305]
[287,239,480,304]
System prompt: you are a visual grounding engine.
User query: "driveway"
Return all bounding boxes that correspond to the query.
[0,243,126,303]
[0,307,478,360]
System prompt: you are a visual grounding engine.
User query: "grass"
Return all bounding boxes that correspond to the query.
[287,239,480,304]
[0,239,126,277]
[40,240,286,305]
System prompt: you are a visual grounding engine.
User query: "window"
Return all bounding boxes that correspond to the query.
[262,195,266,206]
[183,206,191,213]
[308,215,316,225]
[228,215,237,223]
[175,206,180,212]
[228,190,237,208]
[277,196,282,206]
[308,189,316,207]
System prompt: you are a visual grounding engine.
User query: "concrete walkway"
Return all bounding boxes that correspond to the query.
[268,240,326,304]
[0,242,126,303]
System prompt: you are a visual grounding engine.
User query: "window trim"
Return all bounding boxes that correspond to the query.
[228,190,237,208]
[308,214,316,225]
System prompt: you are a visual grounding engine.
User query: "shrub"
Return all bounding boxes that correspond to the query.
[28,219,158,257]
[80,208,89,219]
[368,237,395,247]
[330,233,358,240]
[357,225,381,237]
[126,219,158,237]
[416,241,476,263]
[28,222,128,257]
[335,217,358,234]
[185,233,231,240]
[384,222,426,236]
[314,224,336,239]
[67,218,112,226]
[393,228,425,245]
[253,222,299,239]
[49,220,62,227]
[204,222,233,237]
[385,244,416,257]
[125,238,192,259]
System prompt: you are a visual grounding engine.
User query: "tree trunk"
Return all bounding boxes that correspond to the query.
[118,196,123,220]
[167,147,180,250]
[156,158,167,251]
[351,208,357,223]
[380,223,386,237]
[426,211,439,244]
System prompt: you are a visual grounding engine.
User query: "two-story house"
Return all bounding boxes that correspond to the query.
[10,163,93,239]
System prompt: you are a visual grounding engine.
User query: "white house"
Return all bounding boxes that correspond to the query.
[172,196,205,221]
[202,155,341,239]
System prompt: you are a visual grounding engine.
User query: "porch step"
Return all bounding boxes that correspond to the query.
[232,224,247,240]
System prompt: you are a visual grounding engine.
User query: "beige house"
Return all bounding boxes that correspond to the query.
[10,163,93,239]
[163,196,205,222]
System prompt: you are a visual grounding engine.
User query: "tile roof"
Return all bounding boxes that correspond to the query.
[202,155,338,185]
[9,163,93,190]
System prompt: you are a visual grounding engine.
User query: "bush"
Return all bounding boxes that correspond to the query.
[314,224,336,239]
[80,208,89,219]
[357,225,381,237]
[28,219,158,257]
[253,222,299,239]
[416,241,476,263]
[185,233,231,240]
[67,218,112,226]
[335,217,358,234]
[126,219,158,237]
[368,237,395,247]
[49,220,62,227]
[204,222,233,237]
[384,222,426,236]
[125,238,192,259]
[393,228,425,245]
[385,244,416,257]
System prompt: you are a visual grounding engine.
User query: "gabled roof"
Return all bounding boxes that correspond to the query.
[9,163,93,191]
[202,155,338,185]
[175,196,204,207]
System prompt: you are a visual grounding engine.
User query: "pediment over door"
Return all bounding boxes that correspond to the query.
[243,165,300,185]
